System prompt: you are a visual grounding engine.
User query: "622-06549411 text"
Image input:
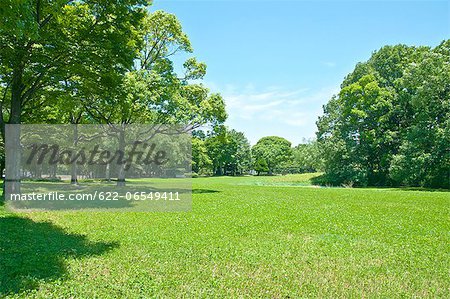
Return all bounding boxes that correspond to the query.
[8,192,181,202]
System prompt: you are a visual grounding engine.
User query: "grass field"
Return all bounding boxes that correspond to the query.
[1,174,449,298]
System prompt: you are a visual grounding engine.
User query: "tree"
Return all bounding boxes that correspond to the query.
[318,74,396,185]
[1,0,149,194]
[389,40,450,188]
[254,158,268,176]
[205,127,251,176]
[291,140,323,173]
[81,10,227,185]
[192,137,212,175]
[226,130,252,175]
[252,136,292,175]
[0,0,147,128]
[316,41,449,188]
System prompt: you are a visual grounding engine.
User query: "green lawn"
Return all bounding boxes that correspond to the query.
[1,174,449,298]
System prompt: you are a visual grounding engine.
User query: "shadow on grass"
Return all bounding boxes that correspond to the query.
[387,186,450,192]
[0,215,118,296]
[310,174,335,186]
[192,188,220,194]
[310,174,449,192]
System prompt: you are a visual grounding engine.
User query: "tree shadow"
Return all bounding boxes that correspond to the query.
[386,186,450,192]
[310,173,336,186]
[310,174,450,191]
[0,215,118,296]
[192,188,220,194]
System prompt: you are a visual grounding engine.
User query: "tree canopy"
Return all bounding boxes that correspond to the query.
[252,136,292,175]
[0,1,227,185]
[316,40,450,188]
[202,127,252,176]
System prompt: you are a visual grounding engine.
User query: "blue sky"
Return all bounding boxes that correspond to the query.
[152,0,449,145]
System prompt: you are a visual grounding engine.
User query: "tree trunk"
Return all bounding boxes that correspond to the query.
[50,164,57,178]
[36,164,42,178]
[5,67,24,198]
[116,128,126,187]
[70,125,79,185]
[0,159,4,181]
[105,163,111,182]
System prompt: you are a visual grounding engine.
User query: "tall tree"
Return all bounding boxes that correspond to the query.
[192,137,212,175]
[0,0,149,194]
[0,0,147,128]
[81,10,227,185]
[292,140,323,173]
[317,41,449,188]
[205,128,251,176]
[252,136,292,175]
[390,40,450,188]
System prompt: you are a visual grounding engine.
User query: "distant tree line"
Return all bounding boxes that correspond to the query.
[316,40,450,188]
[192,127,322,177]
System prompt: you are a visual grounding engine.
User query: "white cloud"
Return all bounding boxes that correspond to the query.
[204,82,339,145]
[284,118,308,127]
[321,61,337,68]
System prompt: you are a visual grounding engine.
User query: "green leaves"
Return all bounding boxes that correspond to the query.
[183,57,207,81]
[389,41,450,188]
[252,136,292,175]
[140,10,192,70]
[204,128,252,175]
[317,41,450,188]
[0,0,150,126]
[81,8,227,129]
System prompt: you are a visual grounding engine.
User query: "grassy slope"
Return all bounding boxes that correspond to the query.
[1,174,449,298]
